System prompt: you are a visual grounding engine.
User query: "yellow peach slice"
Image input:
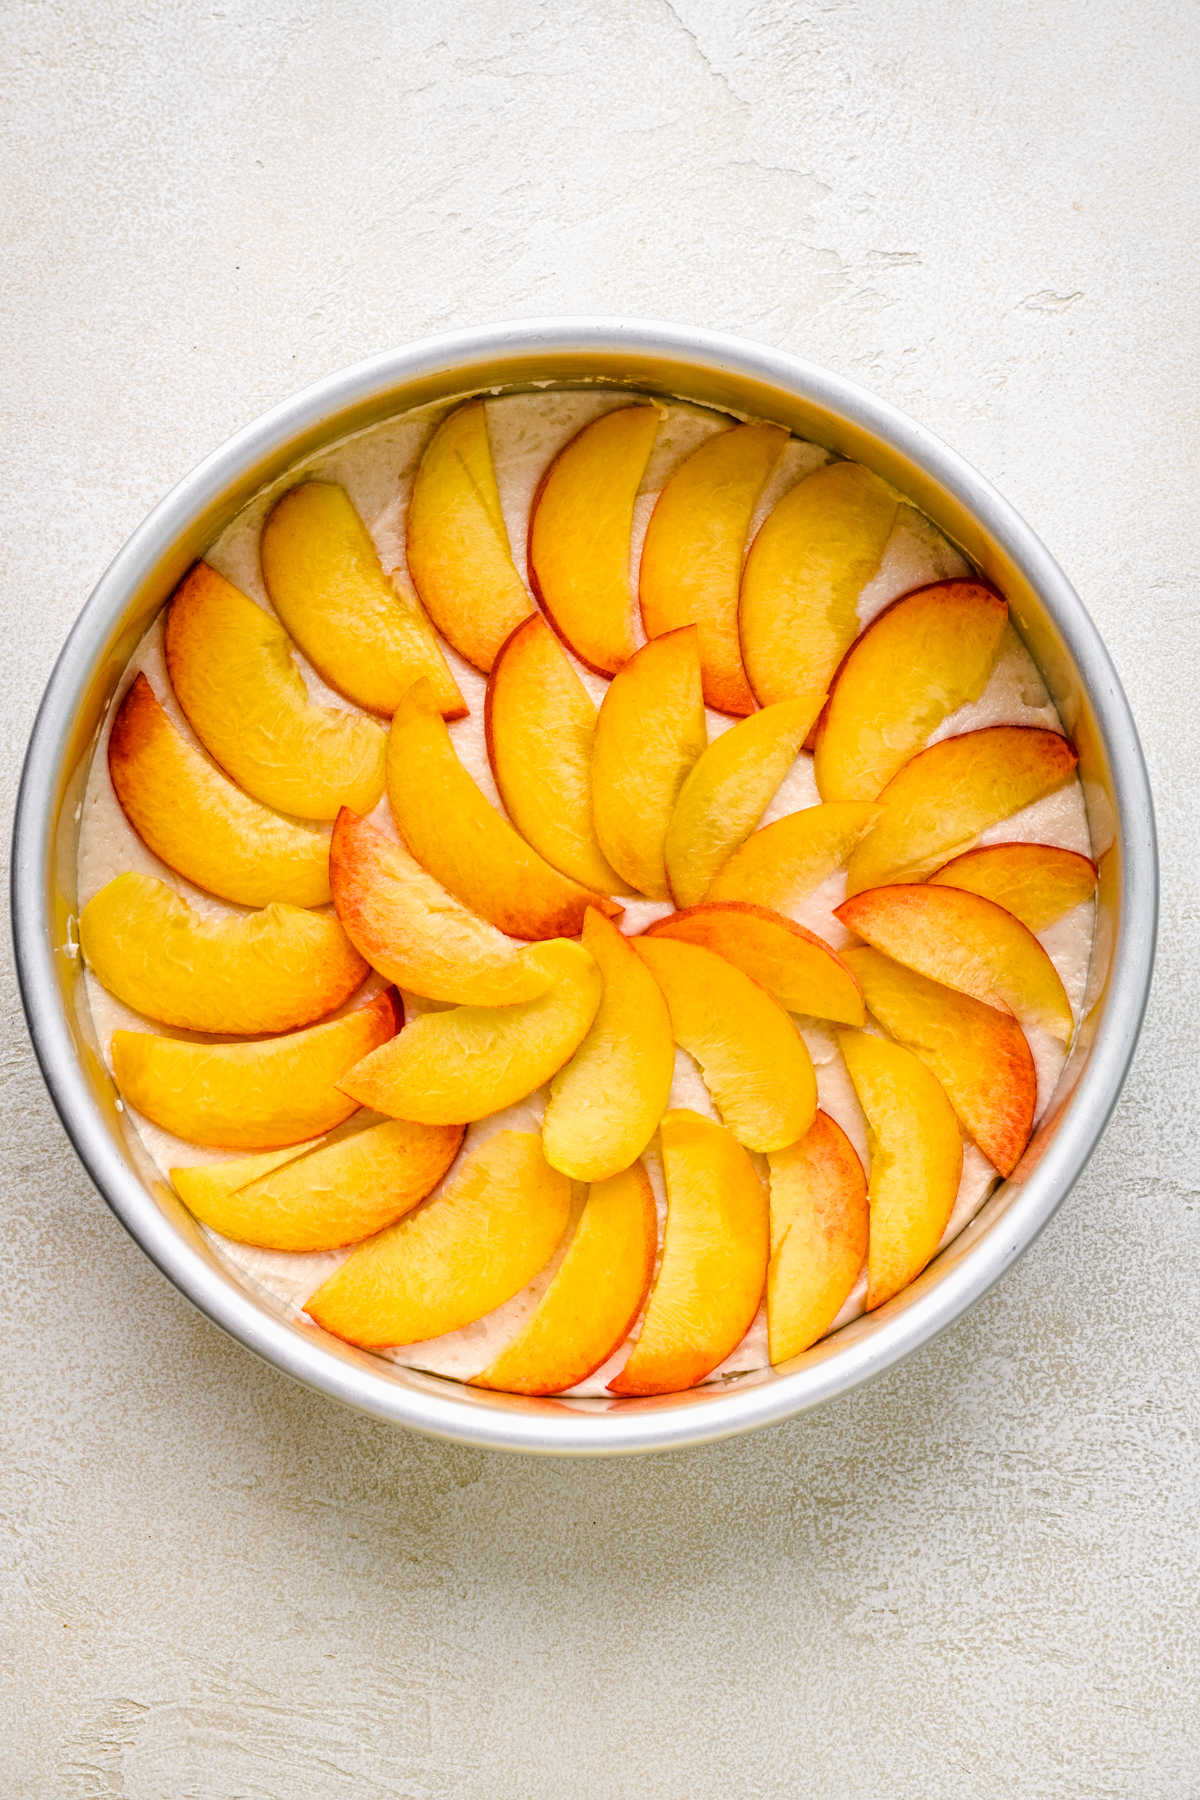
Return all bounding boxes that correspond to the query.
[843,947,1036,1175]
[386,680,619,940]
[838,1029,963,1310]
[845,726,1080,893]
[609,1110,768,1395]
[108,675,332,908]
[169,1141,317,1218]
[591,627,707,901]
[111,990,401,1150]
[814,580,1009,802]
[340,938,602,1125]
[739,460,899,711]
[527,404,660,675]
[837,883,1074,1043]
[79,872,366,1035]
[928,840,1098,930]
[767,1111,868,1363]
[706,801,879,908]
[485,615,625,893]
[472,1161,658,1394]
[163,561,386,819]
[405,400,533,672]
[304,1131,571,1348]
[329,809,547,1007]
[633,937,816,1151]
[663,698,818,907]
[171,1117,463,1252]
[259,480,464,719]
[542,911,675,1181]
[639,421,787,714]
[643,902,864,1025]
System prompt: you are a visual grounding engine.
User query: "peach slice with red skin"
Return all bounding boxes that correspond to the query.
[259,481,464,719]
[472,1161,658,1395]
[643,903,864,1026]
[542,911,675,1182]
[706,801,878,909]
[837,883,1074,1043]
[405,400,533,673]
[329,809,547,1007]
[304,1131,571,1349]
[640,421,788,714]
[814,580,1009,802]
[766,1111,868,1363]
[164,562,387,819]
[843,947,1036,1175]
[591,627,707,902]
[486,615,625,894]
[739,459,899,713]
[845,725,1079,894]
[386,680,620,940]
[108,675,332,909]
[80,872,367,1036]
[608,1110,768,1396]
[928,841,1098,931]
[527,404,660,676]
[171,1116,464,1253]
[838,1029,963,1311]
[111,990,401,1151]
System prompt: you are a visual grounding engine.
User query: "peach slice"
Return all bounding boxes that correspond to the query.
[164,562,386,819]
[663,698,818,907]
[843,947,1036,1175]
[386,680,619,940]
[405,399,532,672]
[633,937,816,1151]
[108,675,331,908]
[485,615,625,893]
[739,460,899,711]
[171,1117,463,1252]
[706,801,879,909]
[110,990,401,1150]
[845,726,1079,894]
[340,938,602,1125]
[304,1131,571,1349]
[814,580,1009,801]
[766,1111,868,1363]
[472,1161,658,1394]
[643,903,864,1025]
[639,421,787,714]
[608,1109,768,1395]
[837,1029,963,1310]
[80,872,366,1035]
[259,481,464,719]
[837,884,1074,1043]
[329,809,547,1007]
[591,627,707,901]
[928,841,1098,931]
[527,404,660,675]
[542,910,675,1181]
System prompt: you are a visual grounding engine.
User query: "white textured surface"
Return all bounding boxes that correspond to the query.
[2,1,1197,1794]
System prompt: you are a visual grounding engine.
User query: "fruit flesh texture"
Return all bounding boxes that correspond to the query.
[766,1111,868,1364]
[644,902,864,1025]
[609,1109,769,1395]
[472,1161,658,1394]
[527,404,660,676]
[640,422,787,714]
[164,561,387,818]
[739,460,899,712]
[928,841,1097,931]
[108,675,331,908]
[304,1131,571,1348]
[259,480,464,718]
[80,872,367,1035]
[707,801,878,909]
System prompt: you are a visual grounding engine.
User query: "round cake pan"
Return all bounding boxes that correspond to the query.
[11,321,1157,1454]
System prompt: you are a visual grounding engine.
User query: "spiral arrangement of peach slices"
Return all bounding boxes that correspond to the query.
[80,396,1096,1398]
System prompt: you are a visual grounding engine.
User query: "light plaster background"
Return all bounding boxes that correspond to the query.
[2,1,1198,1795]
